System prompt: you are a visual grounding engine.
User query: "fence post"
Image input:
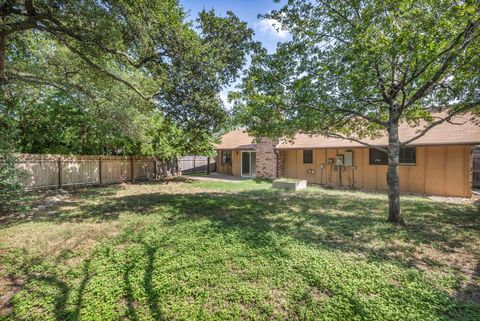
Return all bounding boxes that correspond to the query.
[153,159,157,180]
[131,156,135,183]
[193,156,196,173]
[58,157,63,189]
[207,157,210,175]
[99,156,103,185]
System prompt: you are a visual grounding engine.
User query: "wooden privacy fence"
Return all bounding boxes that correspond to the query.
[177,156,215,174]
[11,154,178,189]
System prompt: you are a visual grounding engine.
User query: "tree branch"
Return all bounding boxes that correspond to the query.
[7,71,96,98]
[405,20,479,107]
[404,25,473,87]
[0,1,13,16]
[1,17,38,34]
[374,61,390,103]
[317,0,357,29]
[315,32,350,44]
[322,132,387,152]
[54,35,153,101]
[303,102,388,127]
[24,0,36,16]
[40,14,168,69]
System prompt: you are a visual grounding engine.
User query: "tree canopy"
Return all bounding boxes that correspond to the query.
[1,0,257,156]
[232,0,480,223]
[234,0,480,139]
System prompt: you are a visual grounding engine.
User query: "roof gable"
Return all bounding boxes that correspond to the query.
[214,129,255,150]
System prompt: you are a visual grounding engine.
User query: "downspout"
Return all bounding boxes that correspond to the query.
[274,148,280,179]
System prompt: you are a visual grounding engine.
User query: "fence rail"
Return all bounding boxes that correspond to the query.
[8,154,178,190]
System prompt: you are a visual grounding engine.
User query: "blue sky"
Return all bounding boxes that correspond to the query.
[180,0,289,107]
[181,0,289,53]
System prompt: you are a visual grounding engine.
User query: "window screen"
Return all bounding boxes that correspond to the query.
[399,147,416,164]
[369,147,416,165]
[369,149,388,165]
[222,150,232,164]
[303,150,313,164]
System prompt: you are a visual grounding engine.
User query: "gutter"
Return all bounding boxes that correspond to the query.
[274,148,280,179]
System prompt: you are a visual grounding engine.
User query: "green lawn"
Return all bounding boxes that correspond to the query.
[0,178,479,320]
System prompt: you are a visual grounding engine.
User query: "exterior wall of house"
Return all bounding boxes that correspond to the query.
[215,150,251,176]
[216,150,233,175]
[232,150,242,176]
[256,138,279,179]
[283,145,472,197]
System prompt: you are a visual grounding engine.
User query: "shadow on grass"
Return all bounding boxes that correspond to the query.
[45,187,478,271]
[2,185,479,319]
[455,260,480,306]
[3,254,90,321]
[8,185,480,267]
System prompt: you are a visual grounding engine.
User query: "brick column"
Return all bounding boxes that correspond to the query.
[256,137,280,179]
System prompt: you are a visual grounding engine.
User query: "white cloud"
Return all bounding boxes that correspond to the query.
[254,18,289,39]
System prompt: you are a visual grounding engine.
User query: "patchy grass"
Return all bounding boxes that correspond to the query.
[0,178,479,320]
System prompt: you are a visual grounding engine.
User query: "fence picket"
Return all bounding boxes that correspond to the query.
[8,154,178,190]
[3,153,216,190]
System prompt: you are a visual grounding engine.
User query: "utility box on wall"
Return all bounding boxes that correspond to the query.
[344,151,353,167]
[335,155,344,166]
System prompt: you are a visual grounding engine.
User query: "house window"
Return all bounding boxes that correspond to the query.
[369,147,416,165]
[221,150,232,164]
[303,149,313,164]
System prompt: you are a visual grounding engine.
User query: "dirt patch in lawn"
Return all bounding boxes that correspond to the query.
[0,274,24,317]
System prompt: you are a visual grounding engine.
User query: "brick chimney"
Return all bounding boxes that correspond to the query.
[256,137,281,179]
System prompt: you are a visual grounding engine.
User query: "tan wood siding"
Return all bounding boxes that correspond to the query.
[216,150,245,176]
[283,145,472,197]
[233,150,241,176]
[216,151,233,175]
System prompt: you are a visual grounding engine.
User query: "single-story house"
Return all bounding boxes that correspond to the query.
[214,113,480,197]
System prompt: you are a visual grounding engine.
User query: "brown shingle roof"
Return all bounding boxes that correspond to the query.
[276,113,480,149]
[214,129,255,150]
[215,113,480,150]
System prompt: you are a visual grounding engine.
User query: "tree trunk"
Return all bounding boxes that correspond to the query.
[386,122,404,225]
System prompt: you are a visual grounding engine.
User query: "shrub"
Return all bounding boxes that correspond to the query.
[0,152,24,214]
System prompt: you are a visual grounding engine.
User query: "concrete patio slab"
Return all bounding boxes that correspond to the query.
[184,173,250,183]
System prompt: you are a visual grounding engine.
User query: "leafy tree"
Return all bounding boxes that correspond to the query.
[233,0,480,224]
[1,0,257,151]
[0,0,257,213]
[8,85,197,157]
[0,94,23,214]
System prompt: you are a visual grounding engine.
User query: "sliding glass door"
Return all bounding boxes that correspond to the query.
[241,151,256,177]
